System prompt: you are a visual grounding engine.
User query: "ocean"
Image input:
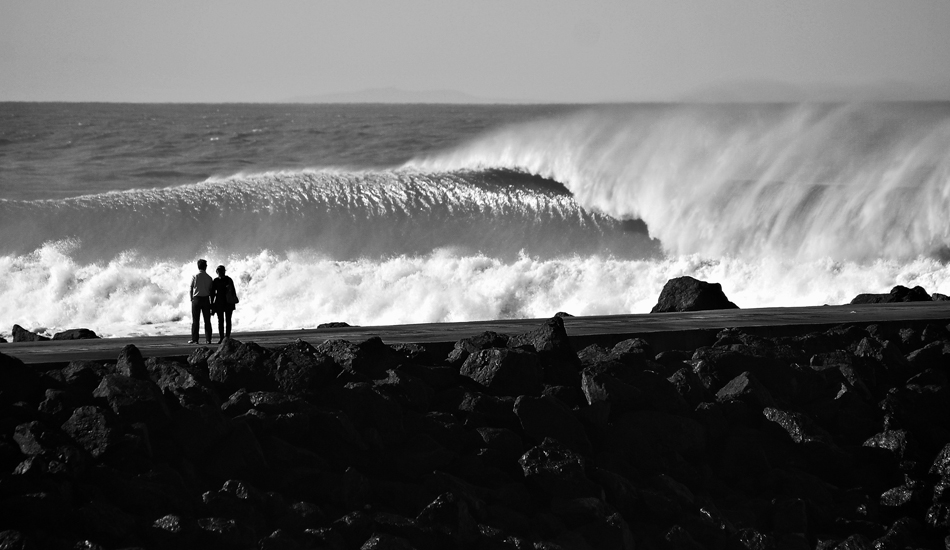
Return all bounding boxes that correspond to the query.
[1,102,949,340]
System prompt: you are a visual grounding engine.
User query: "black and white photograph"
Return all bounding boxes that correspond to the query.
[2,1,950,548]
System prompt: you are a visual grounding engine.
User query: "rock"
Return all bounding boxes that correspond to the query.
[375,369,433,412]
[764,407,830,444]
[11,421,89,477]
[59,361,109,392]
[862,430,918,463]
[11,325,49,342]
[13,420,72,456]
[416,492,479,548]
[272,339,339,396]
[507,316,581,386]
[446,331,510,367]
[316,336,401,380]
[906,340,949,370]
[318,321,351,328]
[360,533,415,550]
[207,338,275,394]
[580,368,643,416]
[247,391,309,415]
[187,346,215,370]
[871,517,922,549]
[850,285,932,305]
[51,328,99,340]
[92,374,170,428]
[0,530,33,549]
[668,367,713,408]
[456,392,521,432]
[519,438,603,500]
[930,443,950,478]
[716,371,776,410]
[459,348,543,398]
[116,344,147,378]
[651,276,739,313]
[514,394,592,456]
[60,405,119,458]
[196,516,258,548]
[608,338,653,368]
[38,388,87,422]
[326,382,405,445]
[0,352,40,405]
[148,356,219,407]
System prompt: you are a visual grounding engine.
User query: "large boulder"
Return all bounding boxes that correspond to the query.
[445,331,510,367]
[316,336,401,380]
[92,374,171,428]
[11,325,49,342]
[51,328,100,340]
[850,285,932,304]
[207,339,275,394]
[459,348,542,398]
[273,339,339,396]
[147,357,219,407]
[117,344,148,379]
[507,317,581,386]
[60,405,120,458]
[651,276,739,313]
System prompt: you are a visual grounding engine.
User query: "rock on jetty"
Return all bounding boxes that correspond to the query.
[2,315,950,549]
[651,276,739,313]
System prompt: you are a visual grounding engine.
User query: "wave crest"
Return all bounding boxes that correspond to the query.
[0,169,658,262]
[408,103,950,262]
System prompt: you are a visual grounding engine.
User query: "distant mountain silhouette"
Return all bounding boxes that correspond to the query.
[285,87,528,104]
[679,78,945,103]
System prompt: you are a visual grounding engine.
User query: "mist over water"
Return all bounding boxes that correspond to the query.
[1,102,948,339]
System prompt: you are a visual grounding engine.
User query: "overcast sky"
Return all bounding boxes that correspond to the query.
[2,0,949,103]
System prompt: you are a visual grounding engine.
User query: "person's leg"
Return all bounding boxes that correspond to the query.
[216,310,225,342]
[225,309,233,338]
[191,298,200,342]
[202,299,213,343]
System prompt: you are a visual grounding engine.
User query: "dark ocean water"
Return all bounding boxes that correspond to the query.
[1,102,948,338]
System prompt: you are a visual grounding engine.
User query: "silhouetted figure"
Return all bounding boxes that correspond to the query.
[211,264,238,343]
[188,259,213,344]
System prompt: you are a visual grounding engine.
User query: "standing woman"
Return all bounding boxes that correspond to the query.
[211,265,238,343]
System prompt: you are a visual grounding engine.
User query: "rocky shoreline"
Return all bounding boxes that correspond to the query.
[1,281,950,549]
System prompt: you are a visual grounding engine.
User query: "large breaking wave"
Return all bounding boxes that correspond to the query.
[0,169,656,262]
[409,102,950,262]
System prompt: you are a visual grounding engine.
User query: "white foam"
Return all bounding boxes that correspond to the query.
[2,242,948,340]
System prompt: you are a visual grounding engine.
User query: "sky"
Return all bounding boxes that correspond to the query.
[2,0,949,103]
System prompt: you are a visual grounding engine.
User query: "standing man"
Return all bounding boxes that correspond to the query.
[188,259,214,345]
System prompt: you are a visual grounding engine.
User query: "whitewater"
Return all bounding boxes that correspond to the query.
[1,102,948,340]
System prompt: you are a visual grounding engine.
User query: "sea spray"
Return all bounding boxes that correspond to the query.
[3,241,950,340]
[409,102,950,262]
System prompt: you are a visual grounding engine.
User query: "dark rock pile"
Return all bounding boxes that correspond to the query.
[2,316,950,549]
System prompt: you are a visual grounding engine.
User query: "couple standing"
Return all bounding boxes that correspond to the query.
[188,259,239,345]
